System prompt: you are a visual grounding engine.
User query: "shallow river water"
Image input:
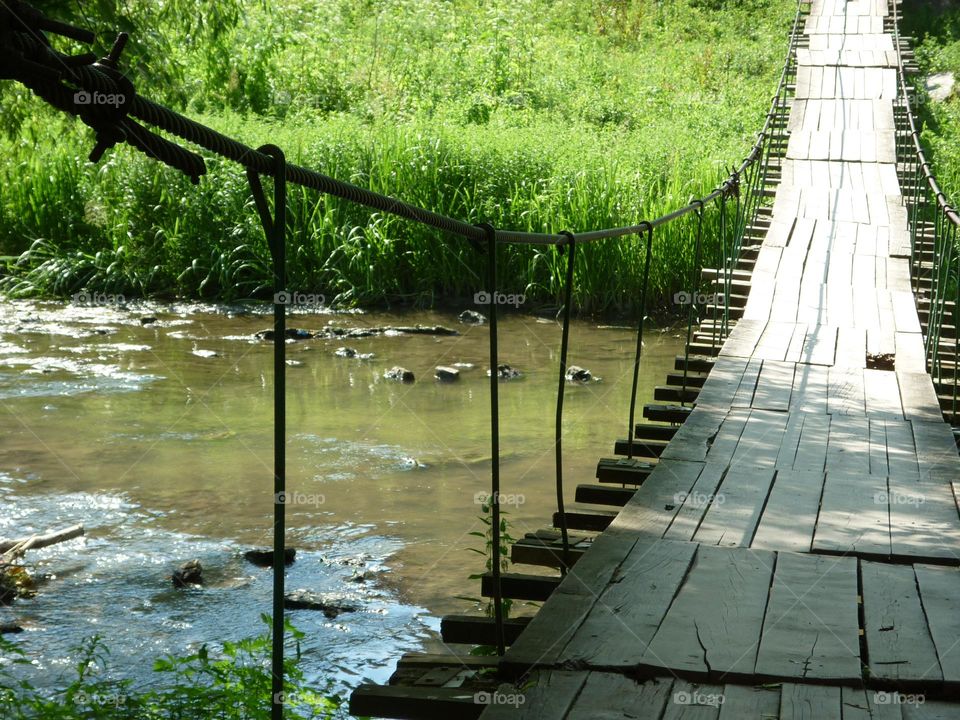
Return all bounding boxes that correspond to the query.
[0,299,683,701]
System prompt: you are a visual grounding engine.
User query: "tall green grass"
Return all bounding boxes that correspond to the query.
[0,0,795,314]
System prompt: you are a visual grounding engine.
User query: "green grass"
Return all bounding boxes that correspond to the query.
[0,0,797,314]
[902,1,960,201]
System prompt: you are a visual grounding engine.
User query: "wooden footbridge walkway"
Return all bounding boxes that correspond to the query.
[353,0,960,717]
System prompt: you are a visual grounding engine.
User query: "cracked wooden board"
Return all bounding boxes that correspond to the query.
[755,553,861,682]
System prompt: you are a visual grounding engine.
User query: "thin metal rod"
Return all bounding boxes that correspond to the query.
[554,233,576,571]
[481,224,506,656]
[627,225,654,459]
[247,144,288,720]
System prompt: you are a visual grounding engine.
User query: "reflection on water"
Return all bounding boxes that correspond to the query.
[0,299,683,697]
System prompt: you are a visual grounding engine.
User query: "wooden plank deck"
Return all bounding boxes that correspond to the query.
[353,1,960,716]
[470,0,960,715]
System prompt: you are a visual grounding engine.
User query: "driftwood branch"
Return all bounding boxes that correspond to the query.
[0,524,85,556]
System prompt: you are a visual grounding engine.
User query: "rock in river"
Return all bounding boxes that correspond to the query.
[565,365,592,382]
[284,590,360,619]
[459,310,486,325]
[384,366,415,383]
[434,366,460,382]
[172,559,203,588]
[255,328,314,341]
[488,363,521,380]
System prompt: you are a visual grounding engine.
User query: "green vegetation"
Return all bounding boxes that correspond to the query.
[0,616,345,719]
[0,0,795,312]
[902,1,960,200]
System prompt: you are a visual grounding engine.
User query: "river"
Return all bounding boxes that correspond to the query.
[0,299,683,705]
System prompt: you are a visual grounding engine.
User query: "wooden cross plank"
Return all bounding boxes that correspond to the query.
[813,470,890,557]
[897,371,944,423]
[559,538,697,668]
[824,414,871,474]
[693,466,777,548]
[888,474,960,563]
[609,460,708,538]
[911,421,960,478]
[793,413,831,473]
[861,561,943,684]
[641,545,775,679]
[752,470,826,553]
[884,419,919,478]
[779,684,842,720]
[562,672,673,720]
[663,464,727,542]
[914,564,960,684]
[864,368,904,419]
[482,671,587,719]
[755,553,861,681]
[752,360,797,412]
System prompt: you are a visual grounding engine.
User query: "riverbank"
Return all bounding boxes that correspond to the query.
[0,0,796,314]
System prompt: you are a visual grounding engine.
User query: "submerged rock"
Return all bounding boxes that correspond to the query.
[284,590,360,619]
[434,366,460,382]
[384,366,415,383]
[0,622,23,634]
[140,316,158,326]
[459,310,486,325]
[244,548,296,567]
[335,346,374,360]
[255,328,314,341]
[488,363,521,380]
[172,559,203,588]
[565,365,592,383]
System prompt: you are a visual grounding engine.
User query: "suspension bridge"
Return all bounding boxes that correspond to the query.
[4,0,960,718]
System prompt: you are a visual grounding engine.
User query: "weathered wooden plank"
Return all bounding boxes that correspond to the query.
[732,360,764,408]
[838,686,903,720]
[693,466,777,547]
[500,529,638,671]
[560,539,698,668]
[888,474,960,563]
[752,360,796,411]
[914,564,960,684]
[693,357,750,410]
[911,421,960,478]
[813,470,891,557]
[609,460,708,538]
[716,684,780,720]
[793,413,831,472]
[834,326,867,368]
[776,413,806,470]
[897,371,944,423]
[661,408,727,463]
[641,546,775,678]
[705,410,751,466]
[864,368,904,419]
[752,470,825,553]
[756,553,861,681]
[730,411,790,470]
[562,672,673,720]
[861,561,943,684]
[891,290,922,334]
[869,418,889,476]
[661,680,724,720]
[885,419,919,477]
[790,364,829,414]
[895,332,928,373]
[720,319,766,358]
[663,463,727,542]
[779,684,842,720]
[480,671,587,720]
[824,414,871,474]
[802,325,838,366]
[828,367,865,415]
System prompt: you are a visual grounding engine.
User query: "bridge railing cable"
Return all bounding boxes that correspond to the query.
[0,0,805,711]
[891,0,960,423]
